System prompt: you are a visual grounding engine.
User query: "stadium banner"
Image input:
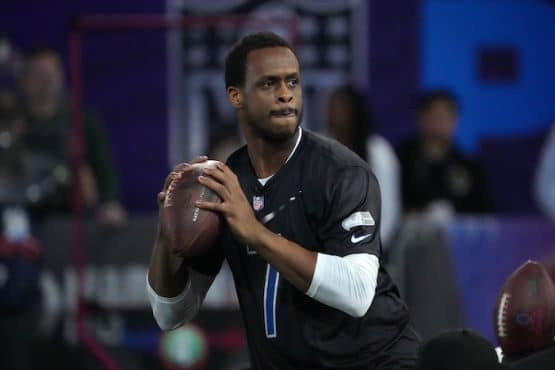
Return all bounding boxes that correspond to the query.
[165,0,369,165]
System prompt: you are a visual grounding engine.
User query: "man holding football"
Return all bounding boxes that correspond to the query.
[148,32,419,369]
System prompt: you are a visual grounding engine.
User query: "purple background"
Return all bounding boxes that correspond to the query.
[3,1,554,213]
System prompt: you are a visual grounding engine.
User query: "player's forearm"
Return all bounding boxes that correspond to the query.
[147,262,215,331]
[148,226,188,297]
[250,223,317,292]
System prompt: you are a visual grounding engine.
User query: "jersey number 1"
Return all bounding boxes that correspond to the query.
[264,264,280,338]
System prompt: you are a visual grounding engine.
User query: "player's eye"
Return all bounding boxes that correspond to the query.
[287,78,298,88]
[261,79,274,88]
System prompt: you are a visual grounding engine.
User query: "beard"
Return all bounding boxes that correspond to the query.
[243,105,303,144]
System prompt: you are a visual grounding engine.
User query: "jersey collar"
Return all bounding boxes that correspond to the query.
[257,127,303,186]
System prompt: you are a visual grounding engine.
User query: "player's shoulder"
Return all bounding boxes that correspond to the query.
[303,130,370,174]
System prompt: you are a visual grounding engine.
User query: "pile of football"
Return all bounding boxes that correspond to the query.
[494,260,555,359]
[160,160,222,257]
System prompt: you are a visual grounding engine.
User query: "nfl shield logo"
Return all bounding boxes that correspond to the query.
[253,195,264,211]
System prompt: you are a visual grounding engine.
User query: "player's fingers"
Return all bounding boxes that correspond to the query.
[172,162,191,172]
[157,191,166,203]
[215,163,242,193]
[198,175,229,199]
[162,175,173,191]
[202,166,226,184]
[157,191,167,207]
[216,162,238,181]
[162,165,191,190]
[190,155,208,165]
[163,170,179,190]
[195,200,225,213]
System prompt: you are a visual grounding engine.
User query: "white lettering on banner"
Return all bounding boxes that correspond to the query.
[63,265,151,311]
[63,313,124,346]
[45,263,239,319]
[42,262,239,345]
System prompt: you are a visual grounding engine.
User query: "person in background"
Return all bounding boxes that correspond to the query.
[535,123,555,220]
[0,90,26,203]
[327,85,401,248]
[396,89,489,215]
[0,90,42,370]
[16,47,126,225]
[0,89,63,207]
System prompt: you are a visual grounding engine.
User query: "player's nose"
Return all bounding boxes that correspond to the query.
[276,83,293,103]
[277,93,293,103]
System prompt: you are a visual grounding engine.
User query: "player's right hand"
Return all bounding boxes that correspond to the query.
[156,156,208,246]
[157,155,208,208]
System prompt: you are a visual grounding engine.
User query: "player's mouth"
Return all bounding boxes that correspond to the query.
[270,108,297,118]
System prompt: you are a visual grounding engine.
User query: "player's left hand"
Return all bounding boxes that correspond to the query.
[195,162,262,245]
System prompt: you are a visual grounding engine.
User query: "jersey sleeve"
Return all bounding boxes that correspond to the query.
[316,166,381,257]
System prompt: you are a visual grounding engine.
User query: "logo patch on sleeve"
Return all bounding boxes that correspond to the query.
[341,211,375,231]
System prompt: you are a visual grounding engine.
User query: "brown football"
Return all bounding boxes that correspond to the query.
[494,260,555,359]
[161,160,222,257]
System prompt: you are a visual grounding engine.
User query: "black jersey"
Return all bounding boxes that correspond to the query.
[193,130,418,369]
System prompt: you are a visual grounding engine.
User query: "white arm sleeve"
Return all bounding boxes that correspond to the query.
[147,269,215,331]
[305,253,379,318]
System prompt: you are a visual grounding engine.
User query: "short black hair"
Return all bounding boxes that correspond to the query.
[224,32,297,88]
[416,89,458,115]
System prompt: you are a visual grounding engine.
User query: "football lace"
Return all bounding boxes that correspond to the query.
[164,176,179,207]
[497,293,511,338]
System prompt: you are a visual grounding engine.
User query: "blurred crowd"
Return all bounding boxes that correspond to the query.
[1,35,555,370]
[2,39,555,251]
[0,41,127,370]
[0,45,126,225]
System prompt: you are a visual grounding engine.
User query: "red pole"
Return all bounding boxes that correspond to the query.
[68,26,123,370]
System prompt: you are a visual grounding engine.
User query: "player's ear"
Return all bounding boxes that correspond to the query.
[227,86,243,109]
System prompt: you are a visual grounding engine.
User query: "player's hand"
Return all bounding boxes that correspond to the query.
[156,156,208,245]
[195,162,261,245]
[157,156,208,208]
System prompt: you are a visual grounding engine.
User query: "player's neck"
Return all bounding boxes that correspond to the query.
[245,129,300,179]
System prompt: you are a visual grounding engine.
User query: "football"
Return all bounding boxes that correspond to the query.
[160,160,222,257]
[494,260,555,359]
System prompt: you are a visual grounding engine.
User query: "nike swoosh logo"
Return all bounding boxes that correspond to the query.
[351,234,371,243]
